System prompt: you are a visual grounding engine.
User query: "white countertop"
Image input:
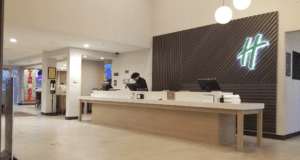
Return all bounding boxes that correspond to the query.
[79,96,264,110]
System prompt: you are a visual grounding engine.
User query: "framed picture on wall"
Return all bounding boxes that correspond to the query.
[48,67,56,79]
[114,80,117,86]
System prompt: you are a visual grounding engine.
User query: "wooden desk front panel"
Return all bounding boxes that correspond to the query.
[91,103,235,145]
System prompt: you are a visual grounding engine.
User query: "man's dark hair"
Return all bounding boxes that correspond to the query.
[107,79,112,82]
[131,72,140,79]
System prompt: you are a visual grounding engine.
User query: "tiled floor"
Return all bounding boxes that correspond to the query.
[2,105,300,160]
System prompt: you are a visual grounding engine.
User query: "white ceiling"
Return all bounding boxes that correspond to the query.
[28,61,67,71]
[27,59,111,71]
[3,24,148,66]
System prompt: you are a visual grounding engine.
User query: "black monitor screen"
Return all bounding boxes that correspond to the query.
[101,82,109,87]
[127,83,139,91]
[197,79,221,92]
[293,51,300,80]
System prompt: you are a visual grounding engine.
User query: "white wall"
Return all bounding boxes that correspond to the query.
[5,0,153,48]
[112,49,152,91]
[81,60,104,96]
[285,31,300,134]
[152,0,300,135]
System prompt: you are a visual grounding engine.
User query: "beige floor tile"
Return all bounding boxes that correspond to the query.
[5,105,300,160]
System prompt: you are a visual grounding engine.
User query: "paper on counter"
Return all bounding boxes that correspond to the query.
[224,95,240,99]
[224,95,233,99]
[224,99,233,103]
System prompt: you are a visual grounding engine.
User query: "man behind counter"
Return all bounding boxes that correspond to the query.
[126,72,148,91]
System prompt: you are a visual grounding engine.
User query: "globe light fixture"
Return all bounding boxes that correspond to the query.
[215,6,233,24]
[233,0,251,10]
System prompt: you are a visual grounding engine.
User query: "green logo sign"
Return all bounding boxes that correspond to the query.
[237,34,269,70]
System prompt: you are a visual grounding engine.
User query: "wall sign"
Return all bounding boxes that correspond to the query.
[237,34,270,70]
[24,69,36,103]
[286,52,291,77]
[123,78,130,84]
[48,67,56,79]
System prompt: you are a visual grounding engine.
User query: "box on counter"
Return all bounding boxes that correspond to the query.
[167,91,175,100]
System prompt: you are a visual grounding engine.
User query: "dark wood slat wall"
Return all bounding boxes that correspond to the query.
[153,12,278,134]
[152,32,182,91]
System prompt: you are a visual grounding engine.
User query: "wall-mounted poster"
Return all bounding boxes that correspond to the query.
[114,73,119,76]
[48,67,56,79]
[114,80,117,86]
[24,68,36,103]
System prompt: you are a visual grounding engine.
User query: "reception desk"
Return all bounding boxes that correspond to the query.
[78,91,264,152]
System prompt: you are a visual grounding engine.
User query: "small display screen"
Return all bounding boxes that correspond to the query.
[36,69,42,81]
[104,64,112,79]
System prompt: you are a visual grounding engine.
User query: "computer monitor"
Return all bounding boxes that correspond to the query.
[101,82,109,87]
[100,82,109,91]
[127,83,139,91]
[197,79,221,92]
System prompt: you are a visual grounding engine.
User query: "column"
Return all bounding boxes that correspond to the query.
[41,51,57,114]
[65,49,82,119]
[17,66,23,104]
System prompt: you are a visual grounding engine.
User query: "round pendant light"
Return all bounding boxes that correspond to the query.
[233,0,251,10]
[215,6,233,24]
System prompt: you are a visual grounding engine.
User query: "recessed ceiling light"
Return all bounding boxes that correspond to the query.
[83,56,87,58]
[84,44,89,47]
[10,38,17,43]
[101,57,104,60]
[64,64,67,67]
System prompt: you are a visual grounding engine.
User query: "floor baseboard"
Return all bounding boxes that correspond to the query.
[244,130,300,140]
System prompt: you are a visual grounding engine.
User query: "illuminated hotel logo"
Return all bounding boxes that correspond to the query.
[237,34,269,70]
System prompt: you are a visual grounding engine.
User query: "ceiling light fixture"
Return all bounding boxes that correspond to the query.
[10,38,17,43]
[64,64,67,67]
[233,0,251,10]
[83,56,87,58]
[215,0,232,24]
[84,44,89,47]
[101,57,104,60]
